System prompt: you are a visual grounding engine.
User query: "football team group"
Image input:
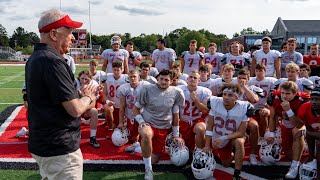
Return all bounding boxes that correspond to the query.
[21,9,320,180]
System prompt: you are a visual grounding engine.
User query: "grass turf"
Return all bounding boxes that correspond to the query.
[0,170,186,180]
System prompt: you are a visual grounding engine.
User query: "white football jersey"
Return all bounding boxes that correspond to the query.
[210,78,235,96]
[203,53,223,74]
[198,78,215,89]
[117,81,150,119]
[179,73,188,82]
[101,49,129,73]
[92,70,106,84]
[178,85,212,122]
[151,48,176,71]
[221,53,250,76]
[128,51,142,70]
[209,96,250,148]
[104,73,128,108]
[182,51,203,74]
[140,75,157,84]
[210,74,220,79]
[274,78,305,92]
[248,77,277,109]
[252,50,281,77]
[149,67,159,77]
[309,76,320,88]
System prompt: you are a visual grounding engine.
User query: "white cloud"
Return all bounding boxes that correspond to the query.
[114,4,165,16]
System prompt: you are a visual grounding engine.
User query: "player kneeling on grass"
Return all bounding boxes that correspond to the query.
[265,81,310,179]
[178,71,211,152]
[203,83,255,180]
[132,69,185,180]
[115,70,150,149]
[296,87,320,179]
[77,70,101,148]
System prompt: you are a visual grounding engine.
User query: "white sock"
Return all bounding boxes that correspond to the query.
[135,147,142,153]
[291,160,300,167]
[90,129,97,137]
[250,154,256,158]
[143,157,152,170]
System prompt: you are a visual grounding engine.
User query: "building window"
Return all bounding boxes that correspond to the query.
[307,37,318,54]
[295,36,305,48]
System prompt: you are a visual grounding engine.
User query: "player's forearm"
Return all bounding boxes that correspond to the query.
[193,99,209,114]
[132,105,141,116]
[275,58,281,79]
[172,113,179,126]
[289,116,304,129]
[268,110,276,132]
[250,60,256,77]
[181,59,185,73]
[244,86,259,103]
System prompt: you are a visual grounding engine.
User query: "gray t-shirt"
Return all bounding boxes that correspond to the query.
[135,84,185,129]
[280,52,303,78]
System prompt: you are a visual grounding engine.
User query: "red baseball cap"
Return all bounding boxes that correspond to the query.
[39,15,83,33]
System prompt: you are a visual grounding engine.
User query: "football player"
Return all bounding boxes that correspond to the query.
[297,87,320,178]
[151,38,176,72]
[203,83,254,180]
[198,65,215,89]
[117,70,150,151]
[178,71,211,151]
[210,63,235,96]
[221,41,250,77]
[76,70,101,148]
[250,36,281,79]
[132,69,185,180]
[299,63,320,89]
[139,62,157,84]
[280,38,303,78]
[101,62,128,130]
[302,43,320,76]
[101,35,129,74]
[172,62,188,82]
[181,40,204,75]
[248,64,277,141]
[266,81,310,179]
[126,41,142,71]
[203,42,223,75]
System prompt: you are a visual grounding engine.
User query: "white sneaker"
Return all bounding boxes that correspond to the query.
[16,127,28,137]
[249,154,258,165]
[285,166,299,179]
[124,142,140,152]
[144,168,153,180]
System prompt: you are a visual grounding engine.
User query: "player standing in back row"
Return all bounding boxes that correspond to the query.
[151,38,176,72]
[180,40,204,75]
[250,36,281,79]
[101,35,129,74]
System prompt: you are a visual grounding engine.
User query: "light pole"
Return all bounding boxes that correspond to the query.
[88,0,92,49]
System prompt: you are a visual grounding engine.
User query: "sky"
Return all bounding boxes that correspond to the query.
[1,0,320,39]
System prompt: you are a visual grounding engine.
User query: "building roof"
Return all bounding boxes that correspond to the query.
[282,19,320,33]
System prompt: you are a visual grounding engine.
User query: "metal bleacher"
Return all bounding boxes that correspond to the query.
[0,46,16,60]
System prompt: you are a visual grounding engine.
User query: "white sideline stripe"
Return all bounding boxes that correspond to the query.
[215,164,267,180]
[0,103,21,105]
[0,106,22,136]
[0,64,25,66]
[0,158,172,165]
[242,160,291,166]
[0,88,23,89]
[0,71,25,86]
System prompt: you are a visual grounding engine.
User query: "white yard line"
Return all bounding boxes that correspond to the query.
[0,71,25,86]
[0,103,21,105]
[0,106,22,136]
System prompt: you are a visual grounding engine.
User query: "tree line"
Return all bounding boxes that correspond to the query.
[0,24,269,55]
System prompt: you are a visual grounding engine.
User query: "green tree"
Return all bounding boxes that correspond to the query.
[176,31,209,55]
[0,24,9,46]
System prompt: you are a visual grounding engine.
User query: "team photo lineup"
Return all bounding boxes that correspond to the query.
[19,9,320,180]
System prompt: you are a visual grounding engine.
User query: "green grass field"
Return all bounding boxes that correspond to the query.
[0,64,187,180]
[0,170,186,180]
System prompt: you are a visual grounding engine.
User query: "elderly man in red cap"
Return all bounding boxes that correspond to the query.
[25,9,97,180]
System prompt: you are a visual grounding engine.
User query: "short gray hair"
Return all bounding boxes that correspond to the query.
[38,9,66,32]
